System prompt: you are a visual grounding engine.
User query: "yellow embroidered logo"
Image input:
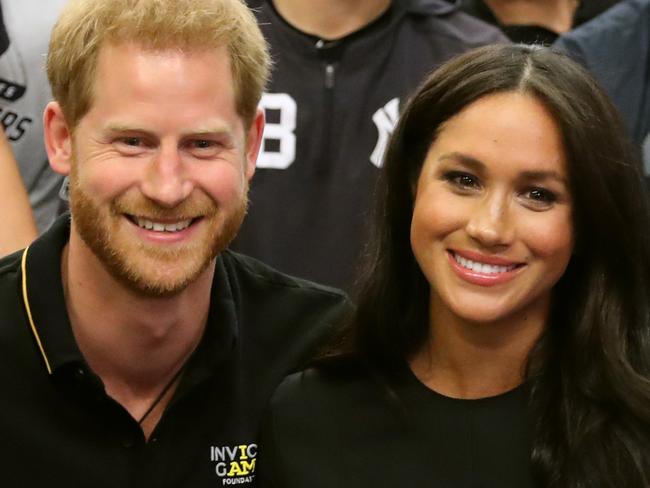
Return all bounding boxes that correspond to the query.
[210,444,257,485]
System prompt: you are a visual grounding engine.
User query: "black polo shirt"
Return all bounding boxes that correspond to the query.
[0,215,350,487]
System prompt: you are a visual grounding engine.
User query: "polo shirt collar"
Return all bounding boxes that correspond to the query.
[21,214,238,384]
[21,214,80,374]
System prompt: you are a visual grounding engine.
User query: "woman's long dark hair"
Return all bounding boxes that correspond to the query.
[336,45,650,487]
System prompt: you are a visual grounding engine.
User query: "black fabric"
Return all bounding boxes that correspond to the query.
[258,361,534,487]
[573,0,621,25]
[231,0,507,292]
[0,214,351,487]
[500,24,559,45]
[0,4,9,56]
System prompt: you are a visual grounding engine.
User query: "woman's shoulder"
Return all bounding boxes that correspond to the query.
[271,358,379,410]
[266,356,409,434]
[258,359,412,487]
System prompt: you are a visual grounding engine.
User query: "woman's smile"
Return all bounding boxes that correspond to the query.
[410,92,573,325]
[447,250,525,287]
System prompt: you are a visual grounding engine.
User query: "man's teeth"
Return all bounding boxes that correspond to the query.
[454,253,516,274]
[135,217,192,232]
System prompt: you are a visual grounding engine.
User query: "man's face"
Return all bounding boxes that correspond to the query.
[65,42,261,296]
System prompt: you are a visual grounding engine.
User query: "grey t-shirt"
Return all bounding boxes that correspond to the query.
[0,0,68,232]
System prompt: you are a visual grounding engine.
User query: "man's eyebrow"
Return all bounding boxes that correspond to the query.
[187,126,233,137]
[103,124,148,133]
[102,124,235,138]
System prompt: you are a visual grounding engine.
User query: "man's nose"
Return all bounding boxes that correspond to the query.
[140,145,193,208]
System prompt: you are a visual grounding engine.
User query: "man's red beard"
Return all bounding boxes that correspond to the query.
[68,166,248,297]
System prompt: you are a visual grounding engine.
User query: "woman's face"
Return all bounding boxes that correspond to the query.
[410,92,573,325]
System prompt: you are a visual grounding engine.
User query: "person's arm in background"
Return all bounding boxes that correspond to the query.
[0,129,37,256]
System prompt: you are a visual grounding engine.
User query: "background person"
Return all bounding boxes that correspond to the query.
[233,0,507,292]
[0,0,69,232]
[0,0,349,485]
[554,0,650,177]
[258,45,650,487]
[459,0,620,43]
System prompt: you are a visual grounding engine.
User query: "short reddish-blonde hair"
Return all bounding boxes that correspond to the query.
[47,0,270,129]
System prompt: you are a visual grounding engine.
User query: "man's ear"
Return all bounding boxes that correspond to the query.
[244,108,265,181]
[44,101,73,176]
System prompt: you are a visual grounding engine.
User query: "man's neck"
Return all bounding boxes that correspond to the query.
[272,0,391,40]
[61,230,214,431]
[485,0,578,33]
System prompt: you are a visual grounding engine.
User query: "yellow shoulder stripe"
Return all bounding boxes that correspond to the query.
[21,246,53,375]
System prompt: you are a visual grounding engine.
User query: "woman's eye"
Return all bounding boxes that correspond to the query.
[521,187,559,210]
[526,187,557,203]
[445,171,480,190]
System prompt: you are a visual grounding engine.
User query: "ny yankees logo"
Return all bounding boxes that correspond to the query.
[643,132,650,175]
[370,97,400,168]
[257,93,401,170]
[257,92,297,169]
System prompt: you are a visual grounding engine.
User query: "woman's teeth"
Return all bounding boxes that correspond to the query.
[454,253,517,274]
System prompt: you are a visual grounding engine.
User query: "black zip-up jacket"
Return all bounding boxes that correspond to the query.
[233,0,507,291]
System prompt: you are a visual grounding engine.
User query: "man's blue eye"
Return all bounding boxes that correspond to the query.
[191,140,221,150]
[122,137,141,146]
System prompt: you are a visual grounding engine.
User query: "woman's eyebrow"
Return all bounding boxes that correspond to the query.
[519,170,568,185]
[438,152,485,172]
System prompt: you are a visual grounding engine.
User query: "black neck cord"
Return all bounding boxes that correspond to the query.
[137,363,187,425]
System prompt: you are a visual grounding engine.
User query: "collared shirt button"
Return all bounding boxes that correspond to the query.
[74,367,86,380]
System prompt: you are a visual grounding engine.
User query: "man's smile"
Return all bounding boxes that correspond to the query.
[128,215,197,233]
